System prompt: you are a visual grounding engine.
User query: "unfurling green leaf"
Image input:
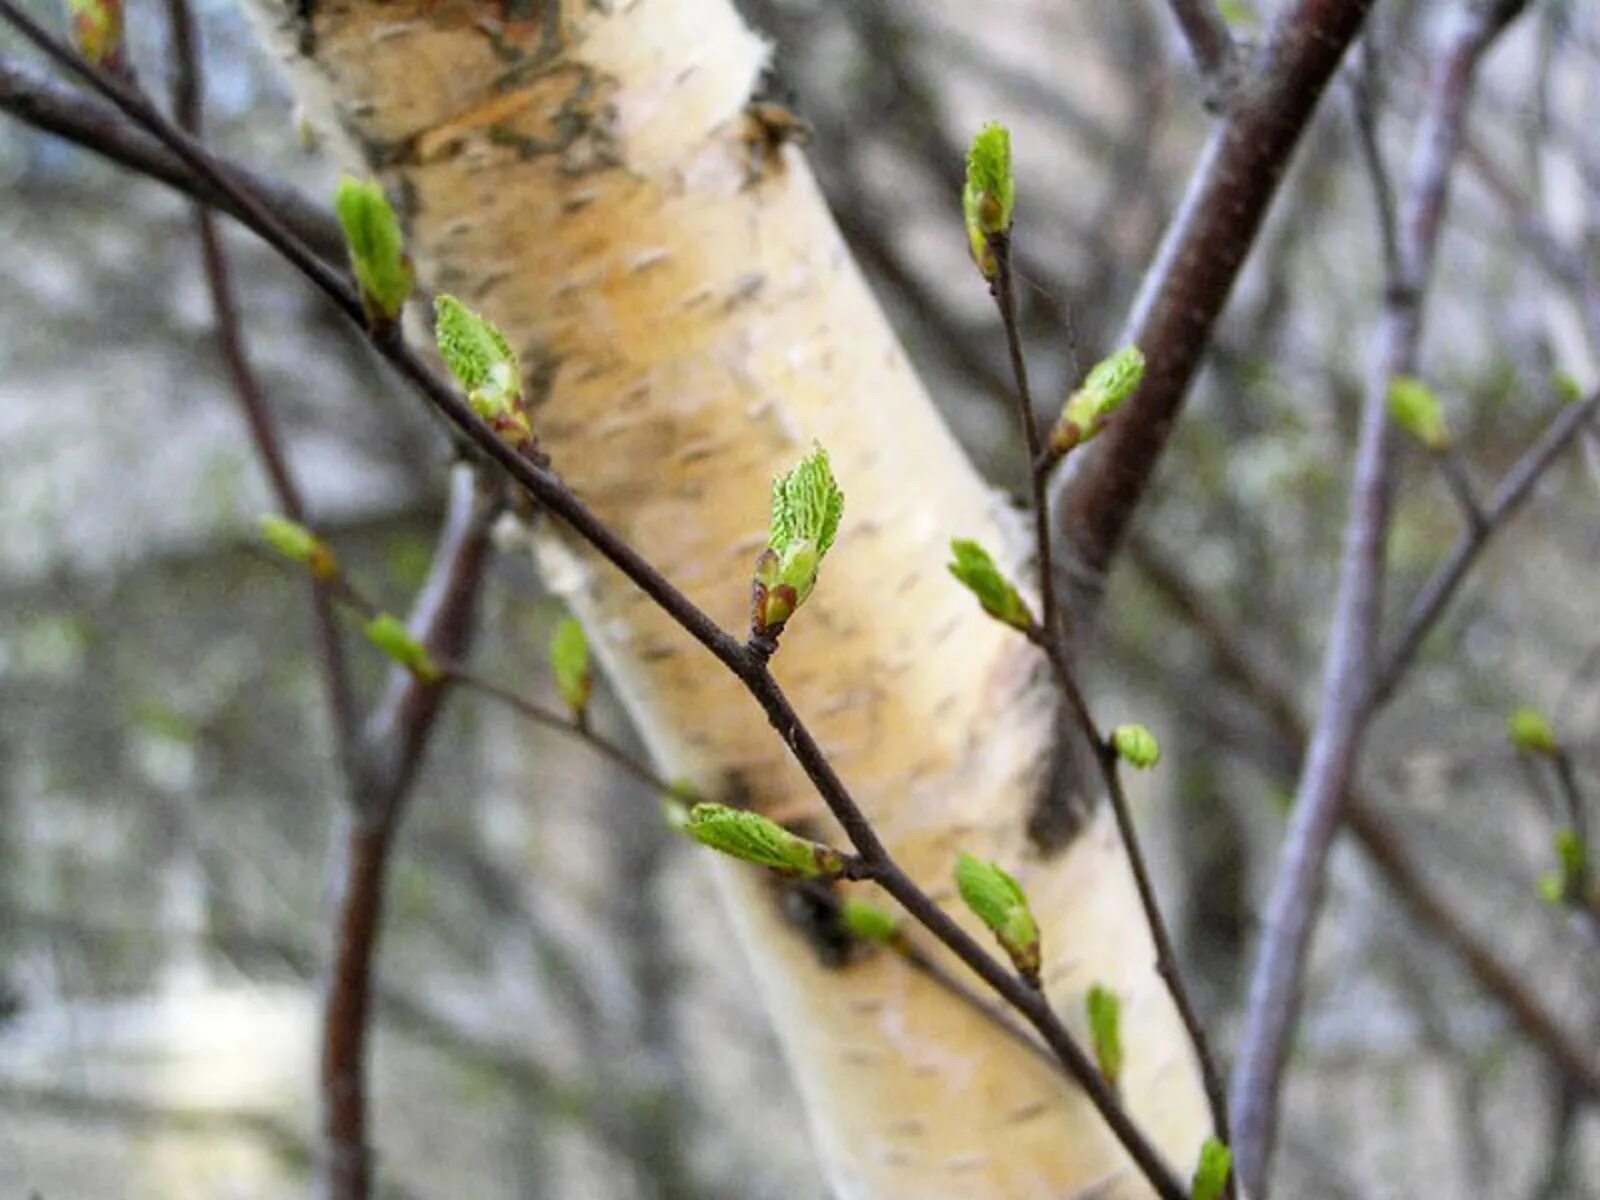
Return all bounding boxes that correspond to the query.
[947,539,1034,632]
[1507,705,1558,757]
[963,122,1015,279]
[1190,1137,1232,1200]
[434,296,532,446]
[362,614,442,683]
[752,446,844,638]
[67,0,123,69]
[1387,376,1450,450]
[1052,346,1145,456]
[1543,829,1589,905]
[1112,724,1162,770]
[334,176,413,322]
[840,897,900,945]
[1085,984,1123,1088]
[954,852,1041,982]
[258,515,338,581]
[682,803,846,878]
[549,616,592,719]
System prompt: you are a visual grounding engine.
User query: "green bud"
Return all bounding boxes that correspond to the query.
[258,515,338,581]
[683,803,846,877]
[67,0,123,69]
[839,897,900,946]
[549,615,592,719]
[1553,372,1585,406]
[947,539,1034,631]
[1507,705,1558,757]
[962,122,1014,279]
[1053,346,1145,455]
[1190,1137,1232,1200]
[1548,829,1588,905]
[334,175,413,323]
[1112,724,1161,770]
[753,446,844,636]
[363,614,442,684]
[954,852,1041,983]
[1086,984,1123,1088]
[434,296,532,447]
[1387,376,1451,450]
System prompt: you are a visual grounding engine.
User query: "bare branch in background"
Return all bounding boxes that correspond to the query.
[1230,5,1533,1189]
[1161,0,1239,105]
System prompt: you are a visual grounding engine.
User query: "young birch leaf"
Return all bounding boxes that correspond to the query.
[1191,1138,1232,1200]
[434,296,532,447]
[839,897,900,946]
[954,852,1041,983]
[1085,984,1124,1088]
[1544,829,1589,905]
[258,515,338,581]
[67,0,124,68]
[682,803,845,878]
[1507,705,1558,757]
[549,616,592,719]
[962,122,1014,279]
[752,445,844,638]
[947,539,1034,632]
[1053,346,1145,457]
[1112,723,1162,770]
[1387,376,1450,450]
[363,614,442,684]
[334,176,413,322]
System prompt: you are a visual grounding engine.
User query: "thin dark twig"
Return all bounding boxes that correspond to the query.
[0,12,1188,1190]
[1163,0,1240,105]
[1436,444,1487,529]
[990,235,1233,1168]
[1230,4,1530,1190]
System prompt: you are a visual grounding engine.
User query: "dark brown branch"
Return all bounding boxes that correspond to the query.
[0,11,1187,1191]
[1230,5,1529,1189]
[1049,0,1377,605]
[1163,0,1240,105]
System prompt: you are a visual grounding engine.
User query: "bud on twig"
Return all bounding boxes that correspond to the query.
[1086,984,1123,1089]
[1190,1138,1232,1200]
[1539,829,1589,906]
[947,539,1034,632]
[839,897,900,946]
[954,852,1041,984]
[1048,346,1145,462]
[962,122,1014,281]
[334,176,413,324]
[258,515,339,581]
[549,615,592,721]
[1112,723,1162,770]
[683,803,847,878]
[1507,705,1558,757]
[362,614,442,684]
[1386,376,1450,451]
[66,0,124,72]
[750,446,844,645]
[434,296,533,449]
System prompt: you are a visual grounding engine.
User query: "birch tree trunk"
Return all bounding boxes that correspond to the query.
[242,0,1211,1193]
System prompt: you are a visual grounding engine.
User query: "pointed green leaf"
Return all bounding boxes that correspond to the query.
[434,295,523,421]
[335,176,412,322]
[1507,705,1558,757]
[1112,724,1161,770]
[1086,984,1123,1088]
[1056,346,1145,453]
[1191,1137,1232,1200]
[963,122,1014,278]
[363,614,442,683]
[1387,376,1450,450]
[683,803,845,877]
[840,898,900,946]
[757,445,843,630]
[549,616,592,718]
[948,539,1034,631]
[954,852,1040,981]
[258,515,338,580]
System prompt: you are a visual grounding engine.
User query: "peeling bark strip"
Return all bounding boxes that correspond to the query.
[1051,0,1377,598]
[241,0,1211,1193]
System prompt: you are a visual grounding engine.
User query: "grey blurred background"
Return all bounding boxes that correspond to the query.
[2,0,1598,1196]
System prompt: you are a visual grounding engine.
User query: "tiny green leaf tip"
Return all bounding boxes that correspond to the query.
[549,616,592,718]
[1056,346,1145,454]
[334,175,412,322]
[1112,724,1161,770]
[434,296,526,434]
[754,445,844,634]
[947,539,1034,631]
[1191,1138,1232,1200]
[1387,376,1450,450]
[258,514,338,580]
[839,898,900,945]
[1086,984,1123,1087]
[682,803,844,878]
[363,614,442,684]
[1507,705,1558,757]
[954,852,1041,981]
[67,0,122,68]
[963,122,1014,277]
